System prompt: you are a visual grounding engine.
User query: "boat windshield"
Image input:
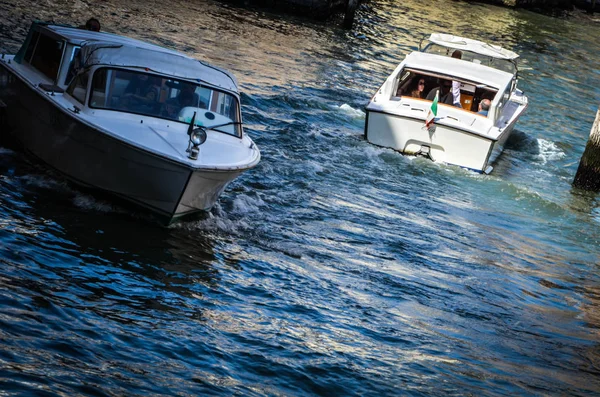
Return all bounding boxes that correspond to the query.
[394,67,498,114]
[422,44,517,74]
[88,68,241,137]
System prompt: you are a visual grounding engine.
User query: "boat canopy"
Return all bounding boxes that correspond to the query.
[403,52,513,89]
[17,23,239,93]
[77,42,239,93]
[423,34,519,61]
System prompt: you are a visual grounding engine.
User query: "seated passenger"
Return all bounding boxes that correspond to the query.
[426,80,454,105]
[477,99,491,116]
[122,74,161,113]
[410,77,426,99]
[162,83,203,120]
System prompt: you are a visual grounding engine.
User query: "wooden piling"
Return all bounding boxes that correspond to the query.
[573,106,600,190]
[343,0,358,28]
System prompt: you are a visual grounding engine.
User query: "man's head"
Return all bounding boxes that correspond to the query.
[85,18,101,32]
[480,99,491,111]
[440,80,452,94]
[179,84,196,105]
[181,84,195,94]
[451,50,462,59]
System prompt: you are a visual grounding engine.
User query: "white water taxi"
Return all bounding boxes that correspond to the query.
[0,22,260,224]
[364,33,528,173]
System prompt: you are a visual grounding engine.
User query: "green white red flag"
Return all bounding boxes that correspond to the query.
[425,91,438,128]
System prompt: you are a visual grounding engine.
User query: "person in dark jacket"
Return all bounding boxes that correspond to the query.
[426,80,454,105]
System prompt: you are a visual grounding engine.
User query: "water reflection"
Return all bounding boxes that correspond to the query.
[2,0,600,395]
[0,151,224,319]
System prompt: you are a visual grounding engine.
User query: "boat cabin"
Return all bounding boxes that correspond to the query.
[12,22,243,137]
[384,47,518,125]
[394,68,499,114]
[364,34,527,173]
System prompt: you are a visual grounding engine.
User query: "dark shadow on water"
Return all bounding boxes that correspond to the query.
[503,128,539,154]
[0,147,229,331]
[492,129,543,176]
[0,143,222,279]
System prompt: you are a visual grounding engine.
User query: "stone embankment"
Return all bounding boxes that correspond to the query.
[224,0,360,27]
[225,0,598,28]
[481,0,597,13]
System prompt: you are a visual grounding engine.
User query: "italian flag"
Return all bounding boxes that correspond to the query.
[425,91,439,128]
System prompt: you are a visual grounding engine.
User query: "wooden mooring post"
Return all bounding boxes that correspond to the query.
[573,106,600,190]
[343,0,359,28]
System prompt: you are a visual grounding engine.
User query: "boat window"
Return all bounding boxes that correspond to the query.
[29,33,65,82]
[23,31,40,63]
[395,68,500,112]
[494,85,512,121]
[66,71,89,104]
[64,46,81,86]
[395,70,429,98]
[89,68,242,137]
[394,69,443,100]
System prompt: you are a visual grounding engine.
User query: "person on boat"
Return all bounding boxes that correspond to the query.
[477,99,491,116]
[162,83,202,120]
[451,50,462,107]
[80,18,101,32]
[122,74,161,113]
[410,77,426,99]
[425,80,454,105]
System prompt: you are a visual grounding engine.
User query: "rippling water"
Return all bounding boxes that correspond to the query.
[1,0,600,395]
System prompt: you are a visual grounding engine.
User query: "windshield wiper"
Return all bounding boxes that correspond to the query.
[204,121,243,133]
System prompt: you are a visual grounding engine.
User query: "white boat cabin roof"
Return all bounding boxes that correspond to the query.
[426,34,519,61]
[403,51,514,90]
[30,24,238,92]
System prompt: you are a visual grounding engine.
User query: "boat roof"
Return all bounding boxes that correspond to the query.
[45,24,239,92]
[403,51,514,89]
[426,33,519,61]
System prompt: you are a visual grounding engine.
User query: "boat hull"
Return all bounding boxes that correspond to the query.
[0,64,243,223]
[365,109,514,173]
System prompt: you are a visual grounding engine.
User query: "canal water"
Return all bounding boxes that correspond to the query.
[1,0,599,395]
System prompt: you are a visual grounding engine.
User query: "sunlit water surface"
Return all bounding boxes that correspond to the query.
[1,0,600,395]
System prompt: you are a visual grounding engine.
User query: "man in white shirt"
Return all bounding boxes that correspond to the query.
[451,50,463,108]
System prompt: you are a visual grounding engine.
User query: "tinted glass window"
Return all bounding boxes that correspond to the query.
[23,31,40,63]
[30,34,64,81]
[64,46,81,86]
[67,72,89,104]
[89,68,242,137]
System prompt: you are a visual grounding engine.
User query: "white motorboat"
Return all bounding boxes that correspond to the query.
[0,22,260,224]
[364,33,528,174]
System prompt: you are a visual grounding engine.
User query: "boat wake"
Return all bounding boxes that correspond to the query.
[72,193,126,214]
[173,193,267,234]
[337,103,366,119]
[535,138,565,164]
